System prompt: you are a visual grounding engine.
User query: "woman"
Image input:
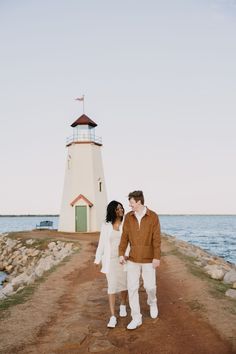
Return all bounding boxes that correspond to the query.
[94,200,129,328]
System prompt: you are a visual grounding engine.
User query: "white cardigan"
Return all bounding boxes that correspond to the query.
[94,222,130,274]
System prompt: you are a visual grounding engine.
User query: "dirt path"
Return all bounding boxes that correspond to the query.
[0,231,236,354]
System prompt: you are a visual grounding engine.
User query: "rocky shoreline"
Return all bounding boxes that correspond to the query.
[162,233,236,299]
[1,231,236,302]
[0,233,78,299]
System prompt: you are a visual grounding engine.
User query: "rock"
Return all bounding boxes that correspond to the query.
[26,239,35,245]
[26,272,37,285]
[5,265,14,273]
[6,238,17,249]
[2,283,14,296]
[65,243,73,251]
[48,242,56,250]
[223,269,236,284]
[11,273,30,290]
[27,249,40,257]
[225,289,236,299]
[232,282,236,289]
[34,255,54,277]
[89,339,115,353]
[13,250,21,257]
[204,265,225,280]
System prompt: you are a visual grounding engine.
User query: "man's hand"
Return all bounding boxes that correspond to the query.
[152,259,160,269]
[119,256,126,265]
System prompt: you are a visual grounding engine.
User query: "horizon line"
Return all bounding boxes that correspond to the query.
[0,214,236,217]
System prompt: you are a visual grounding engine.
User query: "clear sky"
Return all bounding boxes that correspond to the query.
[0,0,236,215]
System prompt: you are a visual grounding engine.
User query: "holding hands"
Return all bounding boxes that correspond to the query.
[152,259,160,269]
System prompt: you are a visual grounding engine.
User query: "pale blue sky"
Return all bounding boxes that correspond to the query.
[0,0,236,214]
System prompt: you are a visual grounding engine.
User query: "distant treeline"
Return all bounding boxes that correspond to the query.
[0,215,59,217]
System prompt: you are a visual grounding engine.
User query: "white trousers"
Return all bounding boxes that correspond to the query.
[127,261,157,322]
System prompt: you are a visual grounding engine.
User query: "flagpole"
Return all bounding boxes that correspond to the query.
[75,95,85,114]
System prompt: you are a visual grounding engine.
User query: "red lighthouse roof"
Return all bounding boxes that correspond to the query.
[71,114,97,128]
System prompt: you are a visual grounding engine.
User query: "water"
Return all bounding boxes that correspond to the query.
[0,215,235,265]
[159,215,236,265]
[0,271,7,289]
[0,216,59,233]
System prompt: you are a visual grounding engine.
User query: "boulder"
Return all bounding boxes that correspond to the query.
[225,289,236,299]
[5,265,14,273]
[26,239,35,245]
[34,255,54,277]
[11,273,30,289]
[223,269,236,284]
[2,283,14,296]
[204,264,226,280]
[232,282,236,289]
[48,242,56,250]
[65,243,73,251]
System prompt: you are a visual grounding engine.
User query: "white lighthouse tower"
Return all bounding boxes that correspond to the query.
[59,114,107,232]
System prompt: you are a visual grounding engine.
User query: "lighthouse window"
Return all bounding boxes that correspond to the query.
[99,181,102,192]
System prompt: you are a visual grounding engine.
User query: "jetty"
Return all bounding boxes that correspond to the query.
[0,230,235,354]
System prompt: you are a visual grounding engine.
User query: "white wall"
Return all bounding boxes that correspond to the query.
[59,142,107,232]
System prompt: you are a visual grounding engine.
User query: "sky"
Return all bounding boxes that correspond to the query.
[0,0,236,215]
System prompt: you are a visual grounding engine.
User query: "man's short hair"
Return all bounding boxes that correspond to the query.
[128,190,144,205]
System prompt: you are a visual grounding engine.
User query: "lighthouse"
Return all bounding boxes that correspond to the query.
[59,114,107,232]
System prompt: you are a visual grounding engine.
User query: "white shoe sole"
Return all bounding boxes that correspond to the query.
[107,324,116,328]
[127,322,142,330]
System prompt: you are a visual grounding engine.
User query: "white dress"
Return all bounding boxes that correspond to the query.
[106,229,127,294]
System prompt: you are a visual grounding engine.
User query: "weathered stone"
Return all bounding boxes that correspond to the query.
[11,273,29,288]
[225,289,236,299]
[6,239,17,249]
[34,255,55,277]
[26,239,35,245]
[2,283,14,296]
[223,269,236,284]
[232,282,236,289]
[204,265,225,280]
[65,243,73,251]
[5,265,13,273]
[48,242,56,250]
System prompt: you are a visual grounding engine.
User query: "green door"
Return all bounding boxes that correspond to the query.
[75,206,87,232]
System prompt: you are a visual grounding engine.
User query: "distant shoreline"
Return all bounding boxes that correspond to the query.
[0,215,59,217]
[0,214,236,217]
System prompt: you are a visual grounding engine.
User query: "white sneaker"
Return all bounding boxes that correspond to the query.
[107,316,117,328]
[150,303,158,319]
[119,304,127,317]
[127,319,142,330]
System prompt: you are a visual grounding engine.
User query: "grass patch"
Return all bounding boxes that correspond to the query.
[0,284,36,316]
[165,246,235,302]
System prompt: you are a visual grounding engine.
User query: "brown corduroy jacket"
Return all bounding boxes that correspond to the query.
[119,208,161,263]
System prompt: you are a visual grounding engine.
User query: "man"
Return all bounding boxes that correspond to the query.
[119,190,161,330]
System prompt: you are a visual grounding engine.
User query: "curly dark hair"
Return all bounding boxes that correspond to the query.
[106,200,124,224]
